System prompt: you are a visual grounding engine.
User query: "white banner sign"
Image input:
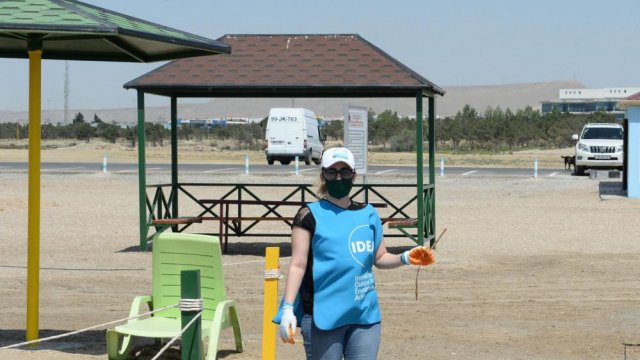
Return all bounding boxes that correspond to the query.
[344,105,368,175]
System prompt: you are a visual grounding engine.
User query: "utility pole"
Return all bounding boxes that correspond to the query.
[64,61,69,124]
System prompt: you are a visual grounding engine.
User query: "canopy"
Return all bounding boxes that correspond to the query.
[0,0,230,342]
[0,0,230,61]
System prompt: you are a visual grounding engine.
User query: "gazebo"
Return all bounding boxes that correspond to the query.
[124,34,445,250]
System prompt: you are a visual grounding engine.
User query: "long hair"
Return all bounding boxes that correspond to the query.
[317,171,327,198]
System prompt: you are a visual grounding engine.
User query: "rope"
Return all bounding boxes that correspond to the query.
[0,304,178,351]
[415,228,447,301]
[179,298,203,312]
[263,268,283,279]
[223,255,291,267]
[150,311,203,360]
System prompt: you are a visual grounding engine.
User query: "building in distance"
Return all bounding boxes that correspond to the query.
[541,87,640,119]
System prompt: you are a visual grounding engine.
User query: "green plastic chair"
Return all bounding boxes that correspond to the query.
[106,233,243,359]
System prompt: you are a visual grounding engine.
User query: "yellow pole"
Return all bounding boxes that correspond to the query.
[26,47,42,342]
[262,247,280,360]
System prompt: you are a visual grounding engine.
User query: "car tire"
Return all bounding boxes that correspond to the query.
[305,151,311,165]
[267,158,274,165]
[280,160,291,165]
[575,165,585,176]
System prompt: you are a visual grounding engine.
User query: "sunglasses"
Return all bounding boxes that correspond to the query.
[323,167,354,181]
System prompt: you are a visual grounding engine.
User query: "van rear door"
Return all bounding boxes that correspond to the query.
[267,109,304,156]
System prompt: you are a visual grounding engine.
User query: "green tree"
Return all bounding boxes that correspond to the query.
[179,124,193,140]
[123,126,137,147]
[323,120,343,141]
[146,122,167,147]
[97,122,120,144]
[389,128,415,151]
[93,114,104,124]
[371,110,400,149]
[72,112,85,124]
[71,121,94,141]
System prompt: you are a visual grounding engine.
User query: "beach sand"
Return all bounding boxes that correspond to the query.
[1,147,640,359]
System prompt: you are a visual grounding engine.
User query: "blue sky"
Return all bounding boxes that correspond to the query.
[1,0,639,112]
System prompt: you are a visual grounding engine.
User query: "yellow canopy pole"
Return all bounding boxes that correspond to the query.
[262,247,280,359]
[26,45,42,342]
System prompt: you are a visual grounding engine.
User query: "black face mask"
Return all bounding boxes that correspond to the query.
[325,178,353,199]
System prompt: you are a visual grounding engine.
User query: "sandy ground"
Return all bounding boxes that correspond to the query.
[2,148,640,359]
[0,139,575,169]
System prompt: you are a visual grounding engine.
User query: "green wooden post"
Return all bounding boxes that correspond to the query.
[171,96,179,220]
[428,96,437,247]
[137,91,147,251]
[416,92,424,246]
[181,270,203,360]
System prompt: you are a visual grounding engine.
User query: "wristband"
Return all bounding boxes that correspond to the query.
[282,302,294,309]
[400,251,409,265]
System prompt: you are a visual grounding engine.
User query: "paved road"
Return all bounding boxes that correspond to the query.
[0,161,575,178]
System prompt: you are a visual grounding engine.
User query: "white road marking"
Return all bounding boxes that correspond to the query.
[289,168,316,174]
[375,169,396,175]
[461,170,478,176]
[147,167,163,171]
[548,172,559,177]
[43,166,83,171]
[204,167,237,173]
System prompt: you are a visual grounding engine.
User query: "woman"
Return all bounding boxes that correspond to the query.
[275,147,435,359]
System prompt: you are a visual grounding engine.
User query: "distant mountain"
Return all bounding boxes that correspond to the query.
[0,80,584,124]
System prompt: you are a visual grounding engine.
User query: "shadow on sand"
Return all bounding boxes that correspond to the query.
[0,329,239,359]
[598,181,625,199]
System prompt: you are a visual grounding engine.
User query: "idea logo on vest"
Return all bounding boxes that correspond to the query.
[348,225,375,268]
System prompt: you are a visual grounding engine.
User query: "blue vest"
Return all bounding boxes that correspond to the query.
[306,200,382,330]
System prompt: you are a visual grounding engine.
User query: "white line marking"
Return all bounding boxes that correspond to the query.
[43,166,83,171]
[147,167,163,171]
[375,169,395,175]
[548,172,559,177]
[461,170,478,176]
[204,167,237,173]
[289,168,316,174]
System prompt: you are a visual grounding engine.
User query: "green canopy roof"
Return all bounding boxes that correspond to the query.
[0,0,230,61]
[0,0,231,343]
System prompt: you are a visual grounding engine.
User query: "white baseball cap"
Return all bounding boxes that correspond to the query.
[321,147,355,169]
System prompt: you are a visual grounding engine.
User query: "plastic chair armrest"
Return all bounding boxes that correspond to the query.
[127,295,152,322]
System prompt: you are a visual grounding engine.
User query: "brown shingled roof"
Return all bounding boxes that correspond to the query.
[124,34,444,98]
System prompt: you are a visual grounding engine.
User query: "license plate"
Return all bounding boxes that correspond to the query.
[594,155,611,160]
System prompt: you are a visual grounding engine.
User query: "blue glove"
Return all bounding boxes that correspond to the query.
[279,305,296,344]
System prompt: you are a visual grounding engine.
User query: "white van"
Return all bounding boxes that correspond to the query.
[264,108,324,165]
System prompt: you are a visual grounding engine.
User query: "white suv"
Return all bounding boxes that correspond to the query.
[572,123,624,175]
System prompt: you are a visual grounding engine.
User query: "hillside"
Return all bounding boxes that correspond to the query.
[0,80,584,124]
